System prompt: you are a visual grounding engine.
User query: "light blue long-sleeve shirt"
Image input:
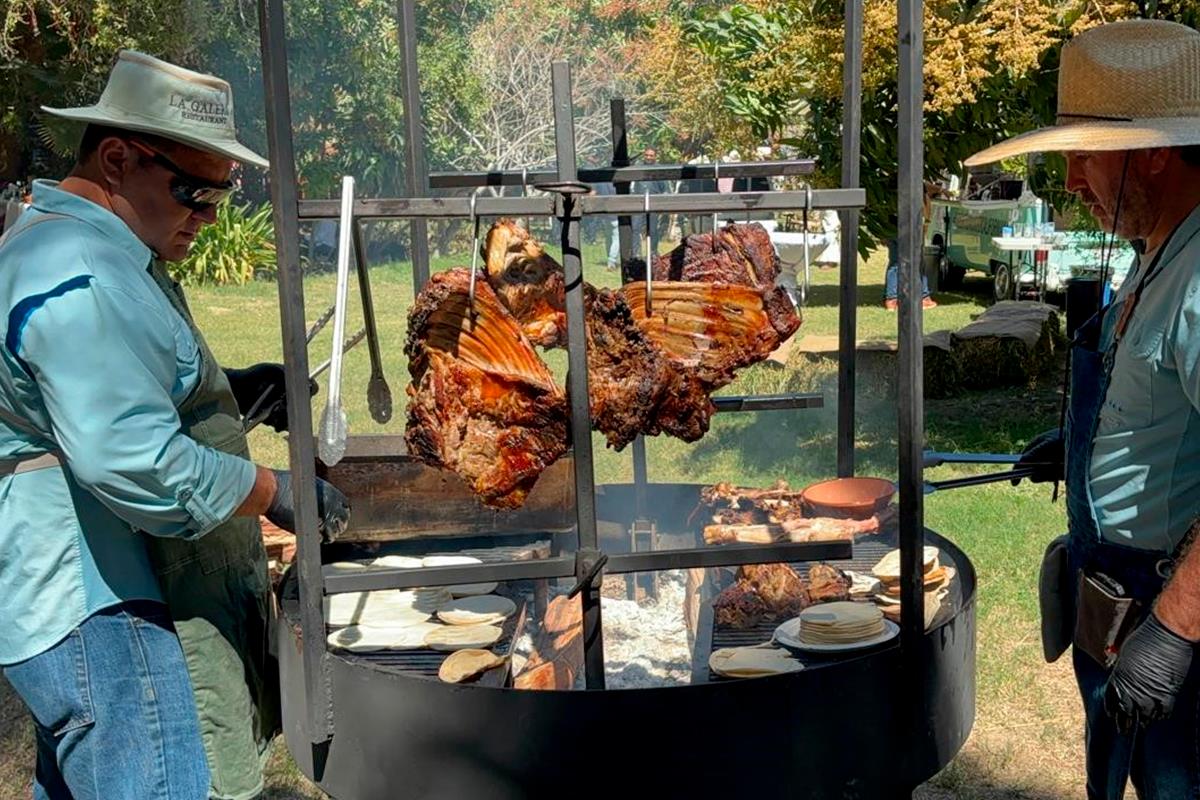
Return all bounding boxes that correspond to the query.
[1090,202,1200,552]
[0,181,256,664]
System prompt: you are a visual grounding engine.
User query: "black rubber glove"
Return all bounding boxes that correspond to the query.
[1103,613,1194,732]
[265,470,350,543]
[224,363,318,433]
[1015,427,1064,484]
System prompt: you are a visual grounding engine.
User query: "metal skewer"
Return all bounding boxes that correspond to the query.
[467,189,482,320]
[643,190,653,315]
[317,175,355,466]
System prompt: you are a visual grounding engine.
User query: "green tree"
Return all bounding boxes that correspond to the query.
[634,0,1197,252]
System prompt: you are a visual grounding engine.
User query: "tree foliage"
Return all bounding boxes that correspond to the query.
[633,0,1195,252]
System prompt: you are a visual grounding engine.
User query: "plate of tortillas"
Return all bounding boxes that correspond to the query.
[774,601,899,653]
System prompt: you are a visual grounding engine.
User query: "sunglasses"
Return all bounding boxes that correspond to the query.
[128,140,236,212]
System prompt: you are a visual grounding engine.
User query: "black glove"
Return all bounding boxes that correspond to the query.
[265,470,350,543]
[1015,427,1064,484]
[1103,612,1195,732]
[224,363,318,433]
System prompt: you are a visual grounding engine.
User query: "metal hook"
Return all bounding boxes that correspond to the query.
[801,183,813,307]
[468,190,482,318]
[520,166,529,231]
[643,190,653,316]
[712,159,721,252]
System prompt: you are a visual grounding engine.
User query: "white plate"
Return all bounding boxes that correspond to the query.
[773,617,900,653]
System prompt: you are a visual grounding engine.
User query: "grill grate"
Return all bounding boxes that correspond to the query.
[281,548,536,682]
[707,535,908,679]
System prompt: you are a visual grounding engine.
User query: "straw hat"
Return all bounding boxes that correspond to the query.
[965,20,1200,167]
[42,50,267,168]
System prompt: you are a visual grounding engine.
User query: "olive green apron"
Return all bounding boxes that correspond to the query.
[143,262,280,800]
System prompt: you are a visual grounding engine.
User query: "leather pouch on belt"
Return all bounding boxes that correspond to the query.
[1038,535,1073,663]
[1073,571,1141,669]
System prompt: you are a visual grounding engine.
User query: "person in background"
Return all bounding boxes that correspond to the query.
[0,50,349,799]
[608,146,670,269]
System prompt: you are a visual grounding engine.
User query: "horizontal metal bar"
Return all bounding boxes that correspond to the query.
[579,189,864,215]
[428,160,817,189]
[322,538,852,594]
[713,393,824,413]
[296,188,865,221]
[605,541,852,574]
[323,556,578,594]
[298,196,553,220]
[923,451,1021,468]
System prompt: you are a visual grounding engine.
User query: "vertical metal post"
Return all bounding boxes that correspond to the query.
[837,0,864,478]
[610,99,635,265]
[897,0,926,678]
[257,0,331,744]
[610,99,650,517]
[553,61,605,690]
[396,0,431,290]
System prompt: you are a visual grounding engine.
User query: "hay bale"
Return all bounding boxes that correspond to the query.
[952,301,1061,389]
[852,331,962,398]
[923,330,962,398]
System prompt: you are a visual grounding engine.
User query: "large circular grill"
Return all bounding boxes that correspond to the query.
[278,480,975,799]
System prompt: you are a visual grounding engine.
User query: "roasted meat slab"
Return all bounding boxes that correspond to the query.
[633,222,801,345]
[404,269,569,508]
[483,219,567,348]
[404,222,803,509]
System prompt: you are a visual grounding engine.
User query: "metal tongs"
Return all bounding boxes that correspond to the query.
[922,451,1047,494]
[317,176,356,466]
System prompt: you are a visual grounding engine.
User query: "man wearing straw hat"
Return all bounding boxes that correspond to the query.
[0,51,349,798]
[974,19,1200,799]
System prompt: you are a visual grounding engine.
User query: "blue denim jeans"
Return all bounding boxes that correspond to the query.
[4,601,209,800]
[883,261,930,300]
[1073,645,1200,799]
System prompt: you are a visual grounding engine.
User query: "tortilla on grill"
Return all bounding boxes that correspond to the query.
[709,646,803,678]
[323,561,368,578]
[438,649,507,683]
[327,622,442,652]
[424,623,504,651]
[372,555,424,569]
[324,590,437,627]
[422,555,500,597]
[437,595,517,626]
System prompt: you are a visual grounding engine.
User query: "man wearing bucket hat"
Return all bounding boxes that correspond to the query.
[0,50,350,799]
[973,19,1200,799]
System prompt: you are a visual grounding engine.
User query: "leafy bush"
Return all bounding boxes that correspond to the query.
[171,201,276,286]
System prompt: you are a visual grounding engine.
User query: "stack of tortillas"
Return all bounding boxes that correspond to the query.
[437,595,516,626]
[873,547,951,594]
[324,588,450,627]
[870,547,954,627]
[709,645,803,678]
[797,602,886,645]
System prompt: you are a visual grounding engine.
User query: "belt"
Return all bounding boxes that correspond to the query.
[0,451,62,476]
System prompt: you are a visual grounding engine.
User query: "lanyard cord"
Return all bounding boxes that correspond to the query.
[1099,152,1132,294]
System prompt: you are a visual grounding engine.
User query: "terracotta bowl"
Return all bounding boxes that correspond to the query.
[800,477,896,520]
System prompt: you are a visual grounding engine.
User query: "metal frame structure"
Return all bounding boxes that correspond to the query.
[257,0,929,772]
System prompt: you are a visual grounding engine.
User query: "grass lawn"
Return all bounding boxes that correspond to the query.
[0,239,1083,799]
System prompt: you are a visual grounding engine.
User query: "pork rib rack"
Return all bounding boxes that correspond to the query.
[404,269,569,509]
